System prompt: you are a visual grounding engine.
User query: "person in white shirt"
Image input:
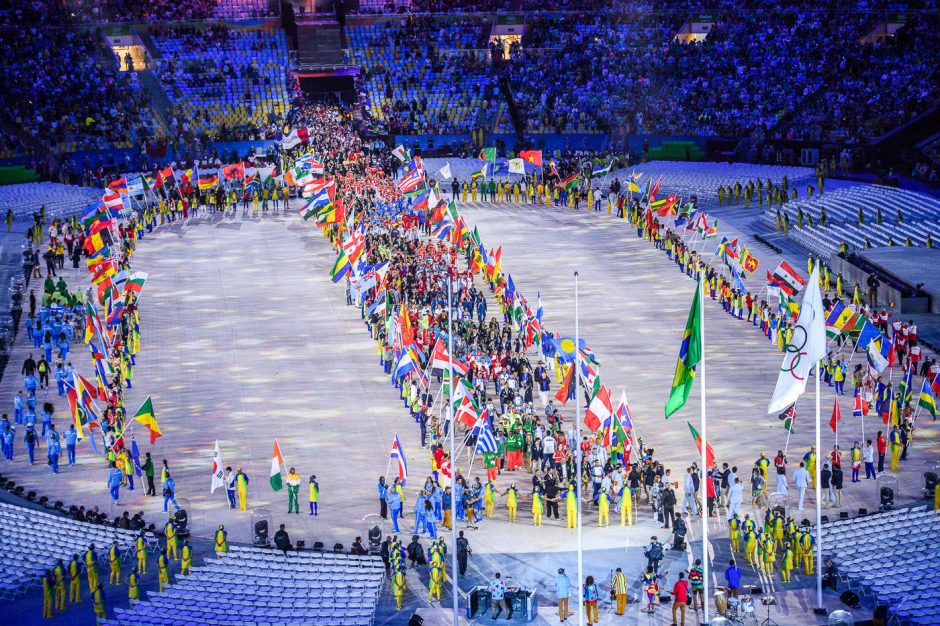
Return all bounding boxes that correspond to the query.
[728,477,744,519]
[541,436,555,472]
[683,468,698,516]
[793,462,811,510]
[863,440,876,479]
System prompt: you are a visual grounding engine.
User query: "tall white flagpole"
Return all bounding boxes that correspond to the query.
[448,278,458,626]
[698,274,710,625]
[815,362,824,611]
[574,271,584,626]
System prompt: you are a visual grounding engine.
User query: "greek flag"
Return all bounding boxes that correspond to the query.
[473,418,498,454]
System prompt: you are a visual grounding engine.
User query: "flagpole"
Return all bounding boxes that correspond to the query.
[447,277,458,626]
[574,271,584,626]
[814,361,824,612]
[698,273,710,626]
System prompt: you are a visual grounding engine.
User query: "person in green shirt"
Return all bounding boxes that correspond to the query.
[142,452,155,496]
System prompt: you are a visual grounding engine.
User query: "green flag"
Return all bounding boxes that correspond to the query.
[479,147,496,163]
[665,281,702,417]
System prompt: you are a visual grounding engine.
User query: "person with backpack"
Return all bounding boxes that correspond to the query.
[582,575,600,625]
[644,536,664,574]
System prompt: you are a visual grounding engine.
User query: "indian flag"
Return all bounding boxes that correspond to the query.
[270,440,284,491]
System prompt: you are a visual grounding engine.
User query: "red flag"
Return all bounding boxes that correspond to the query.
[829,397,842,433]
[519,150,543,167]
[687,422,714,468]
[554,365,575,404]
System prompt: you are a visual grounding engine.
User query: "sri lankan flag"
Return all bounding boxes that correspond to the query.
[665,278,702,417]
[918,378,936,418]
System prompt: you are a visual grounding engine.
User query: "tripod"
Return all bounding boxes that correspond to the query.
[759,596,778,626]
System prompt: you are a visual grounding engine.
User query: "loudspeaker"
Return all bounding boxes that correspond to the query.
[840,590,861,608]
[821,515,829,524]
[333,543,344,553]
[407,614,424,626]
[858,508,867,516]
[313,541,324,551]
[254,520,269,545]
[839,511,849,520]
[295,541,305,551]
[924,472,937,496]
[880,487,894,506]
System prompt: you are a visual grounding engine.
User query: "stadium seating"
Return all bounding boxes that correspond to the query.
[149,24,290,142]
[627,161,816,204]
[102,545,385,625]
[819,505,940,625]
[346,15,496,134]
[0,182,103,223]
[757,185,940,257]
[0,501,138,601]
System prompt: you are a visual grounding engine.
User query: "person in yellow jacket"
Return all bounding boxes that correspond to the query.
[890,427,902,470]
[743,529,757,565]
[68,554,82,603]
[92,582,106,619]
[532,486,544,526]
[215,524,228,555]
[505,483,518,523]
[309,474,320,515]
[286,467,300,514]
[127,568,140,601]
[135,533,147,573]
[181,541,192,576]
[53,560,66,610]
[236,467,249,511]
[619,486,634,526]
[565,484,578,529]
[108,541,121,585]
[165,518,179,560]
[729,513,741,552]
[428,562,443,602]
[157,549,170,592]
[84,545,99,593]
[798,530,815,574]
[780,542,795,582]
[597,488,610,527]
[484,481,496,518]
[41,571,54,619]
[391,566,406,609]
[761,535,776,576]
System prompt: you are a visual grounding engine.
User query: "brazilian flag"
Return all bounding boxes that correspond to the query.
[665,279,702,418]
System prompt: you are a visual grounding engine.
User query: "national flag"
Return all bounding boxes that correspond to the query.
[429,339,469,376]
[918,379,937,417]
[439,162,452,180]
[156,166,175,188]
[472,418,499,454]
[625,181,640,194]
[315,198,345,226]
[665,281,702,418]
[855,320,882,352]
[269,440,284,491]
[222,163,244,181]
[396,167,425,194]
[741,247,760,274]
[198,174,219,191]
[825,301,856,338]
[131,438,142,477]
[390,434,409,484]
[101,191,125,214]
[211,440,225,493]
[767,267,826,413]
[783,405,796,432]
[520,150,543,167]
[107,177,128,194]
[771,261,806,296]
[731,265,747,293]
[470,165,486,181]
[702,220,718,239]
[508,159,526,174]
[123,272,148,299]
[554,363,576,404]
[878,386,894,424]
[648,175,663,203]
[829,397,842,433]
[591,161,612,177]
[687,422,715,468]
[83,229,115,255]
[651,194,679,216]
[714,236,739,262]
[853,387,869,417]
[602,390,632,447]
[133,396,161,444]
[393,348,420,380]
[867,335,893,373]
[551,336,580,364]
[584,379,612,432]
[478,147,496,163]
[329,249,351,283]
[559,172,580,194]
[898,365,914,404]
[282,127,311,150]
[548,159,559,178]
[392,144,409,162]
[81,203,109,230]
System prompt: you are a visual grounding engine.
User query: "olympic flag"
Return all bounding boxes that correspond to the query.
[767,267,826,413]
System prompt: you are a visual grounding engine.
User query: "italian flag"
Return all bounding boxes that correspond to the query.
[270,440,284,491]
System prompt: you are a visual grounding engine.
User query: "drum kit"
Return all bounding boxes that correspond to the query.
[714,585,760,624]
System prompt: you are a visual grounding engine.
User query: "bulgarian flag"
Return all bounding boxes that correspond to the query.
[687,422,714,468]
[123,272,148,299]
[270,439,284,491]
[133,396,161,444]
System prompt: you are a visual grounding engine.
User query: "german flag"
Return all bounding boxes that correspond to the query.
[198,174,219,191]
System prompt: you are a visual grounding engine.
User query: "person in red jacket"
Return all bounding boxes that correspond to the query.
[669,571,690,626]
[706,470,717,518]
[876,431,887,473]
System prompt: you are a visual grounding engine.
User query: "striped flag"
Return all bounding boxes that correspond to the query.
[269,440,284,491]
[390,434,408,484]
[473,419,499,454]
[918,379,937,418]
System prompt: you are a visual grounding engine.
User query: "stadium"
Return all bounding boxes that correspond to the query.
[0,1,938,625]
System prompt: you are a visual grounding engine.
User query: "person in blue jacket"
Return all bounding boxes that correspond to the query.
[2,422,14,461]
[386,485,403,533]
[46,427,61,474]
[54,362,66,397]
[14,391,24,424]
[24,424,38,465]
[413,490,428,535]
[40,402,54,438]
[56,332,69,361]
[108,462,123,503]
[163,471,179,512]
[64,424,78,465]
[377,476,389,519]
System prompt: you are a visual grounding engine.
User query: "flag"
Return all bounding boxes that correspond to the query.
[390,434,408,484]
[867,336,892,373]
[687,422,715,468]
[282,128,311,149]
[591,162,612,177]
[783,405,796,432]
[767,267,826,413]
[478,147,496,163]
[101,191,125,215]
[825,301,856,338]
[429,339,469,376]
[648,175,663,203]
[123,272,148,299]
[396,167,425,194]
[855,320,882,353]
[508,159,526,174]
[555,364,576,404]
[853,387,869,417]
[211,440,225,493]
[83,229,115,255]
[392,145,409,162]
[131,438,142,477]
[651,194,679,216]
[741,248,760,274]
[520,150,543,167]
[898,365,914,404]
[393,348,419,380]
[329,249,352,283]
[107,177,128,195]
[198,174,219,191]
[771,261,806,296]
[559,172,580,194]
[665,282,701,418]
[157,166,175,188]
[133,396,161,444]
[714,237,739,263]
[474,419,499,454]
[584,380,612,432]
[439,162,452,179]
[918,379,937,417]
[829,397,842,433]
[270,440,284,491]
[602,391,632,446]
[222,163,244,181]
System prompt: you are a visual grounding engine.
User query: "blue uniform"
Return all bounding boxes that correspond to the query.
[64,428,78,464]
[386,489,402,533]
[108,467,123,502]
[163,476,179,512]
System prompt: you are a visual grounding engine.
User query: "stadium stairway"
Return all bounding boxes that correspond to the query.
[297,21,345,67]
[136,70,173,128]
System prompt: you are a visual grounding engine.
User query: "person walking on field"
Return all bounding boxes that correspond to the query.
[611,567,628,615]
[554,568,570,622]
[669,571,690,626]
